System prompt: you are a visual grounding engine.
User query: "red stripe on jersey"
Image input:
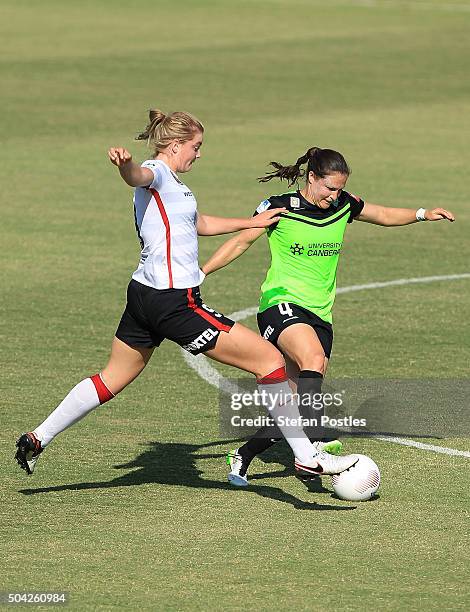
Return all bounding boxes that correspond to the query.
[150,188,173,288]
[187,288,232,332]
[91,374,115,405]
[257,366,288,385]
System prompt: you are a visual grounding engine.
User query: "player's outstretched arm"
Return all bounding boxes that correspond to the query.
[201,227,265,275]
[357,202,455,226]
[108,147,154,187]
[196,207,285,236]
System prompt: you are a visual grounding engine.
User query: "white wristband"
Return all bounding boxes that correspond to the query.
[416,208,427,221]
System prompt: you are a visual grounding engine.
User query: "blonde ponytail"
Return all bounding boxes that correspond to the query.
[136,108,204,155]
[136,109,167,143]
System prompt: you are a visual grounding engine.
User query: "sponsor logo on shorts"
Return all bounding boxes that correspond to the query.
[263,325,275,339]
[201,302,222,318]
[183,327,218,353]
[183,191,194,197]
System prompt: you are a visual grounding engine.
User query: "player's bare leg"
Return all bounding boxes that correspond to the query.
[15,338,153,474]
[277,323,326,374]
[205,322,284,379]
[101,337,154,394]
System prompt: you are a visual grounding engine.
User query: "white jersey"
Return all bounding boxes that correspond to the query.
[131,159,205,290]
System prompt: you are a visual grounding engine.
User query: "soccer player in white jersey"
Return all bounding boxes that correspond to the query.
[15,108,360,480]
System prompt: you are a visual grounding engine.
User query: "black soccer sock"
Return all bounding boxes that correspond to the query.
[239,371,326,460]
[237,425,283,462]
[297,370,326,441]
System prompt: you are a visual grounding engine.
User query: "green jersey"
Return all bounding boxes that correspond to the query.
[255,190,364,323]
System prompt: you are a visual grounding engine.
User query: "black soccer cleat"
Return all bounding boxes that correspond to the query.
[15,432,43,475]
[226,448,251,487]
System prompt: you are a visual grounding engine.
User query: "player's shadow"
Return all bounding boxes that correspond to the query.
[248,441,333,494]
[18,439,355,511]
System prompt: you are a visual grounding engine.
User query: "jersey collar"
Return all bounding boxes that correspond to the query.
[296,190,335,213]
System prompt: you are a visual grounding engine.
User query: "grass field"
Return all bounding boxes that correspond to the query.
[1,0,470,610]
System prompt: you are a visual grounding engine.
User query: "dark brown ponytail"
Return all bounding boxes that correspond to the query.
[258,147,350,186]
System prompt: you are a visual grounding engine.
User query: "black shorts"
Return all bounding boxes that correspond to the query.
[257,302,333,358]
[116,280,235,355]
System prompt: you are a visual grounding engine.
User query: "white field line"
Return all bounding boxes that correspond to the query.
[354,0,470,12]
[182,273,470,458]
[376,436,470,457]
[292,0,470,13]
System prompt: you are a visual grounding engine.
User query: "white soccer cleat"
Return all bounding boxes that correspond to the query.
[312,439,343,455]
[295,451,359,476]
[226,449,249,487]
[295,440,344,478]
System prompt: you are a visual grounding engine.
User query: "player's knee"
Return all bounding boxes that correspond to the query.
[256,345,286,381]
[297,353,326,374]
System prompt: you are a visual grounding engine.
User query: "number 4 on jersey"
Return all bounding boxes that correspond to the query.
[278,302,294,317]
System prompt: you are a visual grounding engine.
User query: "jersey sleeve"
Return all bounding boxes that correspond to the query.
[141,160,164,190]
[346,192,365,223]
[252,198,275,217]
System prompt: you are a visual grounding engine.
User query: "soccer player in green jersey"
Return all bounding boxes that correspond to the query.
[202,146,455,486]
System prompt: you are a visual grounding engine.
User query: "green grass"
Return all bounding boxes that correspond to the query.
[1,1,470,610]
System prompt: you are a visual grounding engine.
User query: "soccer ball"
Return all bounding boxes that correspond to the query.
[332,454,380,501]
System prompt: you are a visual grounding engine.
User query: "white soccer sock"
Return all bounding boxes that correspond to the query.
[257,378,316,465]
[33,375,113,447]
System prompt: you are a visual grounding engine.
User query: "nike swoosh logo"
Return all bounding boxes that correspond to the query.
[295,461,323,474]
